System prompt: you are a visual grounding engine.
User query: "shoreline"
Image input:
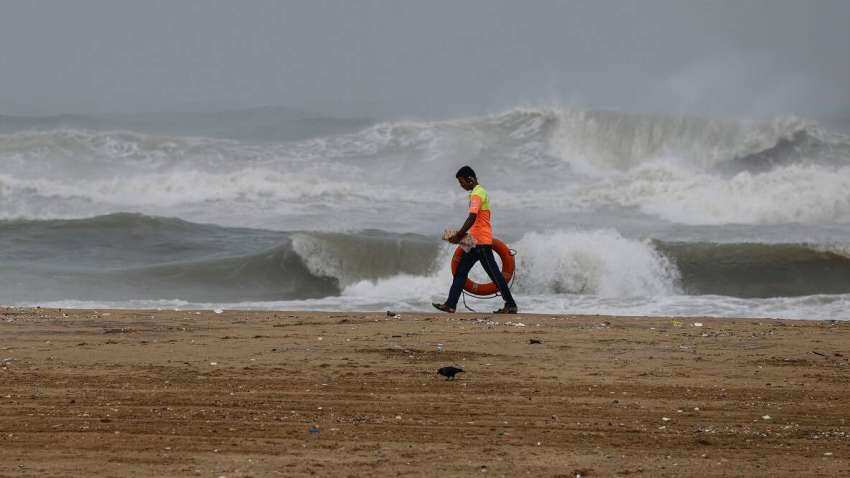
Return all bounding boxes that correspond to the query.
[1,308,848,476]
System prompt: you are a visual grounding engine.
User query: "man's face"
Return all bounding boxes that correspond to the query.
[457,176,475,191]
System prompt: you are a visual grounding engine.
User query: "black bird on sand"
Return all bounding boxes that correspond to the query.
[438,366,464,380]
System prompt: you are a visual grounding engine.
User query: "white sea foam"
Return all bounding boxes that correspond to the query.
[574,161,850,225]
[334,230,679,304]
[2,108,848,228]
[511,230,680,296]
[29,293,850,321]
[548,110,815,171]
[811,243,850,259]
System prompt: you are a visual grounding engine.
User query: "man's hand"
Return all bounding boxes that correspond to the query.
[442,213,476,245]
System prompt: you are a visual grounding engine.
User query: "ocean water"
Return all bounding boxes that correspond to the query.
[1,107,849,320]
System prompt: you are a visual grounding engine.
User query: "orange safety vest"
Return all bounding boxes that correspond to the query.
[468,184,493,245]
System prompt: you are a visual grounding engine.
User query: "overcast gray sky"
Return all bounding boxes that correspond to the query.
[1,0,848,118]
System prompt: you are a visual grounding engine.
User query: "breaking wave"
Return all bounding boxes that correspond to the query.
[511,230,680,297]
[324,230,682,302]
[0,109,850,227]
[2,108,849,227]
[574,161,850,225]
[3,214,850,304]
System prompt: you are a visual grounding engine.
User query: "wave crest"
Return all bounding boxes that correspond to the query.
[512,230,680,297]
[575,162,850,224]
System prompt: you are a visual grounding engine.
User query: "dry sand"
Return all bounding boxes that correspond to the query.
[0,307,848,477]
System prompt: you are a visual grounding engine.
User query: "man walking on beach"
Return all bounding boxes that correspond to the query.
[433,166,518,314]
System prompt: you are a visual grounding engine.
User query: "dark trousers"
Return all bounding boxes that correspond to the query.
[446,245,517,308]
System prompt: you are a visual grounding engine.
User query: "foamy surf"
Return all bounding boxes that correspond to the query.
[2,108,848,229]
[29,293,850,322]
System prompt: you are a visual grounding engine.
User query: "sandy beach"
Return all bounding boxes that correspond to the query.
[0,307,848,477]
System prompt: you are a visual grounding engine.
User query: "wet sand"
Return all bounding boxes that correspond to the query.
[1,307,848,477]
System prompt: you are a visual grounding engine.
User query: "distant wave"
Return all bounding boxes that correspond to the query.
[0,107,375,142]
[3,108,845,172]
[1,108,849,228]
[572,161,850,225]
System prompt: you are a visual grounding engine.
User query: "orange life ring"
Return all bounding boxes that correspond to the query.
[451,238,515,296]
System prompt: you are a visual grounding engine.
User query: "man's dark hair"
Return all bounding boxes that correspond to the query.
[456,165,476,179]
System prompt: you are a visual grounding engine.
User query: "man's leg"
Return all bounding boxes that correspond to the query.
[445,249,479,309]
[478,245,518,308]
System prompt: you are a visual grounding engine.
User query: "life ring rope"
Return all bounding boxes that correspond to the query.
[460,250,518,312]
[450,239,517,311]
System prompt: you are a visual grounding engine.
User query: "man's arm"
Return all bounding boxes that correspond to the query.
[450,191,483,243]
[449,213,476,243]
